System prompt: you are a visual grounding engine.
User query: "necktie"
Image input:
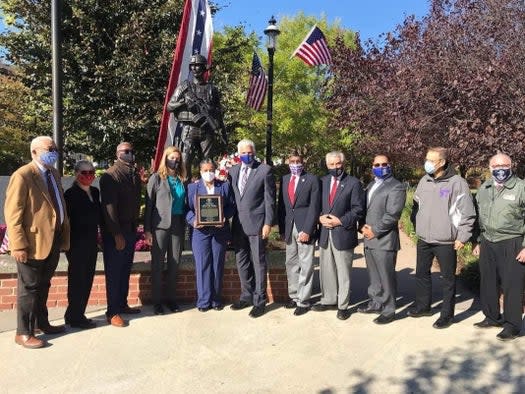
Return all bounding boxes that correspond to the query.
[45,170,61,225]
[329,177,338,206]
[288,175,296,205]
[240,166,249,195]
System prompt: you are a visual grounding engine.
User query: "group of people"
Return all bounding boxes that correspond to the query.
[4,136,525,349]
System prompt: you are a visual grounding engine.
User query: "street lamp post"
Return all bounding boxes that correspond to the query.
[264,16,280,166]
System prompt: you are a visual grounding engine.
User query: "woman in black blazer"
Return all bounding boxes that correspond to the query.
[64,160,101,329]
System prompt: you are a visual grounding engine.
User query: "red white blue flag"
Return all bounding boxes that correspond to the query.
[292,25,332,67]
[246,52,268,111]
[154,0,213,170]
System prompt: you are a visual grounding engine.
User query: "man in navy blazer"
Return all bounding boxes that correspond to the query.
[278,153,320,316]
[359,154,406,324]
[228,139,276,318]
[313,151,366,320]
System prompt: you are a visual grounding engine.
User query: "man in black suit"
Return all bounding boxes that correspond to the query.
[228,139,276,318]
[359,154,406,324]
[278,153,321,316]
[313,151,366,320]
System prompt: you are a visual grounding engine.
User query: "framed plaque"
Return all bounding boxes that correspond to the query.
[196,194,224,226]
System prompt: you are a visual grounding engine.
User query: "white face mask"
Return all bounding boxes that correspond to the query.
[201,171,216,183]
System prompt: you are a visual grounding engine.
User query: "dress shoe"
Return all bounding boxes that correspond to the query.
[474,318,502,329]
[230,300,251,310]
[497,327,520,342]
[337,309,352,320]
[122,306,141,314]
[407,308,432,318]
[312,304,337,312]
[283,300,297,309]
[15,334,45,349]
[68,320,97,330]
[213,305,224,311]
[433,317,453,329]
[357,304,383,314]
[293,306,309,316]
[107,314,127,327]
[39,324,66,335]
[198,307,210,312]
[153,304,164,315]
[374,315,395,325]
[249,305,265,318]
[167,302,180,313]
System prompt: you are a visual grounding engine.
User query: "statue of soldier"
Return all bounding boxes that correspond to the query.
[167,54,226,177]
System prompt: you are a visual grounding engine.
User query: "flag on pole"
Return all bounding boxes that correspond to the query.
[154,0,213,171]
[246,52,268,111]
[292,25,332,67]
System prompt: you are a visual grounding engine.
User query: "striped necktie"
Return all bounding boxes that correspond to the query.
[240,166,249,195]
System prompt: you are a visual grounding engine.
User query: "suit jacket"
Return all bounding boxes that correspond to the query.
[363,176,407,251]
[277,172,321,244]
[186,179,235,240]
[229,161,276,236]
[318,172,365,250]
[4,162,70,260]
[64,183,101,246]
[144,173,187,232]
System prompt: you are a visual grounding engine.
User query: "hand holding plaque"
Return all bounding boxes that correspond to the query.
[195,194,224,226]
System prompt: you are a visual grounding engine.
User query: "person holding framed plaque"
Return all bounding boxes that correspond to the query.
[186,159,235,311]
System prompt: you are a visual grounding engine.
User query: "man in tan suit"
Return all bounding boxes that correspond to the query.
[4,136,70,349]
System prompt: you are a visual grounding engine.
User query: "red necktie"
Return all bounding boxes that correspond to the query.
[329,177,338,206]
[288,175,296,205]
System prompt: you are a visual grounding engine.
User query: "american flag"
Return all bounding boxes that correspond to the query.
[292,25,332,67]
[246,52,268,111]
[154,0,213,170]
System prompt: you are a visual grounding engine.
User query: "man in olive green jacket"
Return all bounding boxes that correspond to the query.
[473,153,525,341]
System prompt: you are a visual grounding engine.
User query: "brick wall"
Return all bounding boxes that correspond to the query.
[0,268,289,311]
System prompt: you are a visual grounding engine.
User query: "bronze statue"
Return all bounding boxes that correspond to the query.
[167,54,226,176]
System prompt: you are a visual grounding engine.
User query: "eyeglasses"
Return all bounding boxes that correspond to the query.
[118,149,133,154]
[373,163,389,168]
[80,170,95,175]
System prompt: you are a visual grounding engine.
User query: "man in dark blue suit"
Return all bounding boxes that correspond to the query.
[278,153,320,316]
[313,151,366,320]
[228,139,276,318]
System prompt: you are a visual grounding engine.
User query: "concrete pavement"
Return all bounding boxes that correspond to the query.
[2,231,525,393]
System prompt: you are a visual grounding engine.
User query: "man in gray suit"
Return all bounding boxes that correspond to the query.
[228,139,276,318]
[359,154,407,324]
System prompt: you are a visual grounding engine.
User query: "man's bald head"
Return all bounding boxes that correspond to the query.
[489,153,512,169]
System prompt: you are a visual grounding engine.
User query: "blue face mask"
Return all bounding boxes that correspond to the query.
[40,151,58,166]
[372,165,391,179]
[492,168,512,183]
[424,160,436,175]
[240,153,254,165]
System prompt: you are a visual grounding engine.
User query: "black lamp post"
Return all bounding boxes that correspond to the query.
[51,0,63,174]
[264,16,280,166]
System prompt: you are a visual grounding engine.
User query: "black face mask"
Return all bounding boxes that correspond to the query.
[166,159,180,170]
[119,151,135,164]
[328,168,343,178]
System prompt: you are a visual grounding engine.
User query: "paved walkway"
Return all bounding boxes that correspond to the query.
[2,231,525,393]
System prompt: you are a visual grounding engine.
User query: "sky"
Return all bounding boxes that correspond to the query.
[213,0,431,42]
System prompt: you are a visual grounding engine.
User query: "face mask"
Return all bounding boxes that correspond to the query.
[240,153,254,165]
[166,159,180,170]
[492,168,512,183]
[289,164,303,176]
[78,174,95,186]
[373,165,391,179]
[119,151,135,164]
[328,168,343,178]
[424,160,436,175]
[201,171,216,183]
[40,151,58,166]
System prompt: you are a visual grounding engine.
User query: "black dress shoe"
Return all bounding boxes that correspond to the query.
[474,318,502,329]
[337,309,351,320]
[122,306,141,314]
[358,305,383,314]
[497,327,520,341]
[153,304,164,315]
[283,300,297,309]
[69,320,97,329]
[198,307,210,312]
[230,300,251,310]
[407,308,432,318]
[312,304,337,312]
[433,317,453,329]
[167,302,180,313]
[39,324,66,335]
[293,306,309,316]
[374,315,395,325]
[249,305,265,318]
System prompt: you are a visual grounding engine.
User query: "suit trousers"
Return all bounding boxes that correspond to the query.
[364,248,397,317]
[150,215,185,305]
[479,236,525,332]
[415,239,457,318]
[285,224,315,307]
[16,235,61,335]
[65,240,97,323]
[103,231,136,317]
[233,227,268,307]
[319,231,354,310]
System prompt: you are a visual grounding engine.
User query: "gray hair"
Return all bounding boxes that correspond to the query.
[30,136,53,153]
[325,151,345,163]
[74,160,95,172]
[237,139,256,154]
